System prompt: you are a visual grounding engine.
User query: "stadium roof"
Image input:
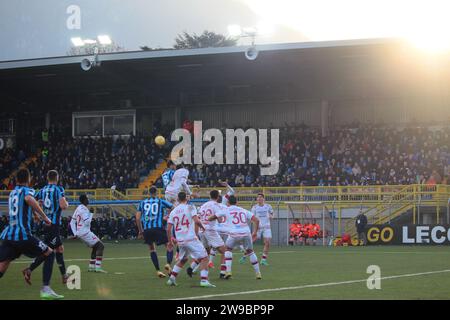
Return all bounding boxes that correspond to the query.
[0,38,448,112]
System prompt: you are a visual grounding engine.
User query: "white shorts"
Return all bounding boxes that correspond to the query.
[199,230,225,249]
[257,227,272,239]
[78,231,100,248]
[225,234,253,251]
[218,232,228,242]
[165,192,178,204]
[178,239,208,261]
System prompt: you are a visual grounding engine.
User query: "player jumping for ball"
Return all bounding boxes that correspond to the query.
[164,164,193,205]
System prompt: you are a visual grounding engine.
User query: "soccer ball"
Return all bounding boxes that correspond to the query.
[155,135,166,146]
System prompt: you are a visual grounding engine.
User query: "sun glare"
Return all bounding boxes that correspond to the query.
[242,0,450,53]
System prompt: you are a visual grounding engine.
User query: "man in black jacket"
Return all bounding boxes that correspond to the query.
[355,210,368,246]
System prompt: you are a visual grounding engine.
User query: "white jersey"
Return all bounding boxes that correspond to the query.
[70,204,92,236]
[251,203,273,229]
[198,200,224,231]
[215,188,234,234]
[168,203,198,244]
[216,205,253,237]
[165,168,191,196]
[216,202,230,234]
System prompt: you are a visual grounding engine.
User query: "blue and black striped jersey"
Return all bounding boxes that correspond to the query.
[35,184,65,225]
[162,169,175,189]
[138,197,173,229]
[0,186,35,241]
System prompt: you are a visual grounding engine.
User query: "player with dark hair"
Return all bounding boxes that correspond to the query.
[161,160,176,191]
[70,195,106,273]
[136,186,174,278]
[209,195,261,280]
[35,170,69,299]
[166,192,215,287]
[242,193,274,266]
[188,189,227,278]
[0,168,57,297]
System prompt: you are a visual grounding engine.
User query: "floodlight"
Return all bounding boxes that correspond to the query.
[98,35,112,45]
[71,37,84,47]
[227,25,242,37]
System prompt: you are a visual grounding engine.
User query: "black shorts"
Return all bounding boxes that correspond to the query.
[144,228,168,246]
[0,236,49,262]
[43,224,63,249]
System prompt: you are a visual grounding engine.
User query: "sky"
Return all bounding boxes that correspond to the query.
[1,0,450,61]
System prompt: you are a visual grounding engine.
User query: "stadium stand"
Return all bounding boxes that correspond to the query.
[1,122,449,191]
[27,135,168,190]
[175,124,450,188]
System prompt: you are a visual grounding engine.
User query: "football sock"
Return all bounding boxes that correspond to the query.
[29,254,49,272]
[170,265,182,280]
[95,256,103,269]
[224,251,233,272]
[90,249,96,269]
[150,251,160,271]
[166,250,173,265]
[262,253,268,261]
[55,252,66,275]
[42,252,55,286]
[190,259,199,270]
[220,264,226,275]
[209,249,216,263]
[200,269,209,282]
[0,271,4,278]
[249,253,260,273]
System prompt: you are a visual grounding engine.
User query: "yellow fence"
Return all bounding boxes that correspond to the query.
[0,185,448,227]
[1,184,449,205]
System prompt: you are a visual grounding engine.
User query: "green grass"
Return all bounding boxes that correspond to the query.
[1,240,450,300]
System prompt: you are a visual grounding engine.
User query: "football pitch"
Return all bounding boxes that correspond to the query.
[1,240,450,300]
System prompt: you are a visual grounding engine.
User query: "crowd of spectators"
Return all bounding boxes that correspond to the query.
[26,135,167,191]
[2,121,450,191]
[174,124,450,188]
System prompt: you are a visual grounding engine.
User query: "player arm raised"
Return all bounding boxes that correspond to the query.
[26,195,51,225]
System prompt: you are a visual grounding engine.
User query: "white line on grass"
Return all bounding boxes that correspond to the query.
[11,250,297,264]
[170,269,450,300]
[11,249,445,265]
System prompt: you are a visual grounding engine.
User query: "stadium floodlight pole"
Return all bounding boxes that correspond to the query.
[71,35,112,71]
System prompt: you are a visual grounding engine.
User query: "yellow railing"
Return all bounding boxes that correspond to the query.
[1,184,449,208]
[344,184,450,236]
[0,185,450,204]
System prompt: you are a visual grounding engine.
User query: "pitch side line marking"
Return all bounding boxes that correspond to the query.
[11,249,448,264]
[11,251,297,264]
[171,269,450,300]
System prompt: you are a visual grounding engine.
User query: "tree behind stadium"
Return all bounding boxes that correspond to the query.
[173,30,237,49]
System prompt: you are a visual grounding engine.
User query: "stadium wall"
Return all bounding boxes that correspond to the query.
[163,96,448,130]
